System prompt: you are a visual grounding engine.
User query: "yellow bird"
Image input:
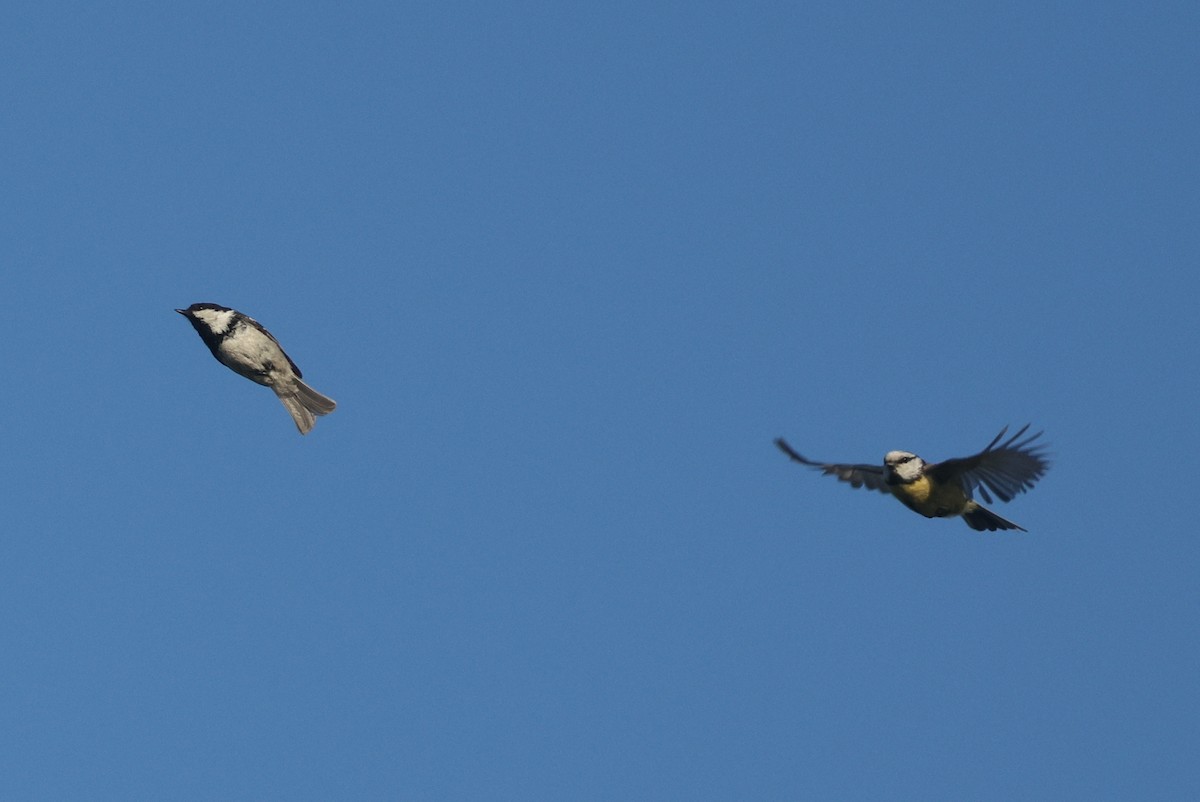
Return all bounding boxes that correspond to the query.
[774,425,1050,531]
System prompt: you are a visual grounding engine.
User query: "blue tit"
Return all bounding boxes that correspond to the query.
[775,425,1049,531]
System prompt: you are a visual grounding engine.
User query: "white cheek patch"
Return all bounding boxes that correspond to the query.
[194,308,234,334]
[885,451,924,482]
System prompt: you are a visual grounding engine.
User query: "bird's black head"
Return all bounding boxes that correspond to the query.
[175,302,231,317]
[176,302,240,346]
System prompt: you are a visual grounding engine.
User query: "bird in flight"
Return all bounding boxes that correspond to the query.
[774,425,1050,531]
[176,303,337,434]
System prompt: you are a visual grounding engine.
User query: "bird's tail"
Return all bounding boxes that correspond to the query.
[961,501,1026,532]
[278,380,337,435]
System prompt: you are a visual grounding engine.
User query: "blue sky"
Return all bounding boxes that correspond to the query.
[2,1,1197,798]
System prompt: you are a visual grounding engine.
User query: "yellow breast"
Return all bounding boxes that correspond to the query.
[890,475,970,518]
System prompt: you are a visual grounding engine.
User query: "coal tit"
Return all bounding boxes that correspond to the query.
[176,302,337,434]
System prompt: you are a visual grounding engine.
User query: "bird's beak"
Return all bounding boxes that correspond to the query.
[175,309,187,316]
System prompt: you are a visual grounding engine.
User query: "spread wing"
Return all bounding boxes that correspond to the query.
[926,424,1050,504]
[774,438,888,494]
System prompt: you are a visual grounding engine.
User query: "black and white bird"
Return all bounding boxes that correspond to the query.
[774,425,1049,531]
[176,302,336,434]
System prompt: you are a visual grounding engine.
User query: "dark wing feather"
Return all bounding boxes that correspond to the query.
[926,425,1050,504]
[245,316,304,378]
[774,438,888,494]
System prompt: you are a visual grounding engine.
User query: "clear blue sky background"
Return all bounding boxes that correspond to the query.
[2,1,1196,799]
